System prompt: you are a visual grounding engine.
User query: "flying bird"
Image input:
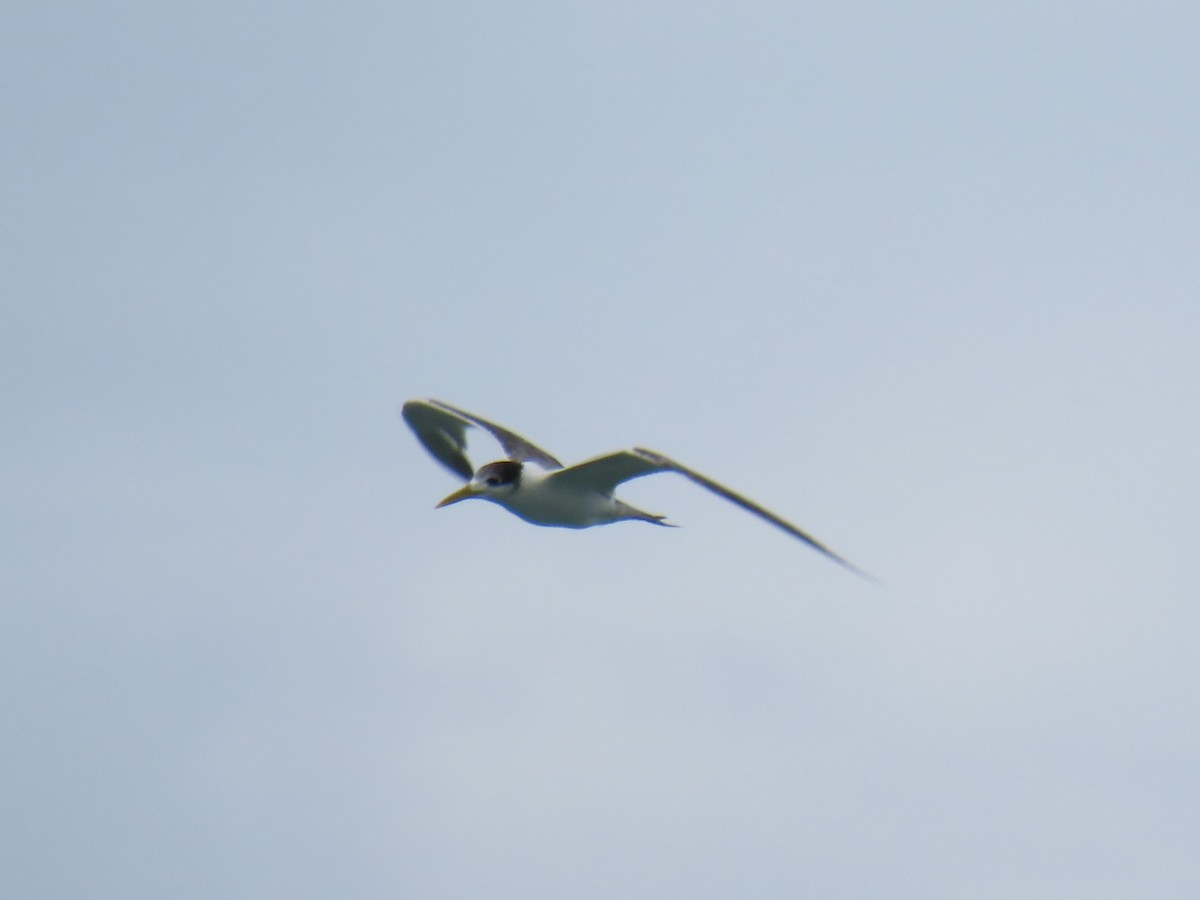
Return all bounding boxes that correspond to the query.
[401,398,871,578]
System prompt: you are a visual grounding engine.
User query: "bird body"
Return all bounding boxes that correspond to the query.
[401,398,871,578]
[440,461,667,528]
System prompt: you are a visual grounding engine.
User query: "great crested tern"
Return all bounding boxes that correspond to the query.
[401,398,870,577]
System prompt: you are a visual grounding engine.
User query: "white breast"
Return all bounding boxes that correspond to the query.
[495,466,624,528]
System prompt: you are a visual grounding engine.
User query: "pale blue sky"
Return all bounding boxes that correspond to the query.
[3,2,1199,898]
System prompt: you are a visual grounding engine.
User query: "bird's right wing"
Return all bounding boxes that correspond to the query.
[543,449,667,493]
[549,448,873,579]
[401,399,563,480]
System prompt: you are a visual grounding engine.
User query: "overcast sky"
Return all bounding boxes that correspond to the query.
[3,2,1199,898]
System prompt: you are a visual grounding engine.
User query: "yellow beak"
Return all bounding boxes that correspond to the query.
[436,484,479,508]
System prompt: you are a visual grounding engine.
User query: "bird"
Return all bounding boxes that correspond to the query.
[401,398,871,578]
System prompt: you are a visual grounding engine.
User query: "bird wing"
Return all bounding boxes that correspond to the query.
[401,399,563,479]
[543,449,668,494]
[549,448,873,579]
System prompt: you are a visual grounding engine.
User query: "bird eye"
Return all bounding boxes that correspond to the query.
[485,477,500,486]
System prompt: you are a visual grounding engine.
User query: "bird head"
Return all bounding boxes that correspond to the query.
[437,460,523,507]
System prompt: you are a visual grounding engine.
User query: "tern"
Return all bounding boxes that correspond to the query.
[401,398,870,577]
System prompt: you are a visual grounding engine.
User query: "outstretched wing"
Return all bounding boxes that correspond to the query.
[401,399,563,480]
[544,450,665,494]
[548,448,873,579]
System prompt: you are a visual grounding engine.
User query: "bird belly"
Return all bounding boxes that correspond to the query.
[498,486,619,528]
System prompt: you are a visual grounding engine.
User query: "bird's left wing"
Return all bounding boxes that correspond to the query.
[401,400,476,479]
[549,448,873,579]
[401,399,563,479]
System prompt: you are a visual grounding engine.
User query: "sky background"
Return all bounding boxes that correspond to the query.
[3,2,1199,897]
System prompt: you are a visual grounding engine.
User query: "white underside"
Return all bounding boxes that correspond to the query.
[488,467,653,528]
